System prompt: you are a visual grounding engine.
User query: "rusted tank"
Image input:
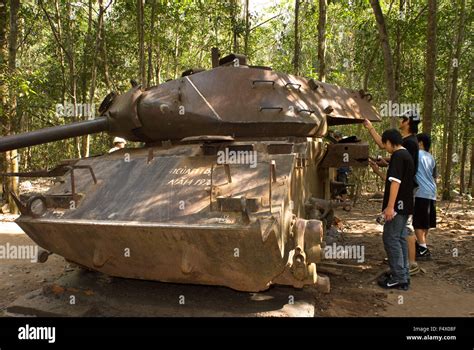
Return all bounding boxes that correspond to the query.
[0,53,380,292]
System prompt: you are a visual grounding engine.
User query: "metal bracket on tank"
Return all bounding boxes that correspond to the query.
[285,82,301,91]
[259,106,283,112]
[251,80,275,88]
[295,154,308,168]
[209,163,233,211]
[216,196,260,224]
[297,108,315,116]
[64,165,97,200]
[268,160,276,212]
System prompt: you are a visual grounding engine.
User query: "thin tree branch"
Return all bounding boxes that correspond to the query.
[38,0,72,62]
[249,13,283,32]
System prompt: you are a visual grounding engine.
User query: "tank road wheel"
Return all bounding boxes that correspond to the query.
[65,259,94,272]
[26,195,47,218]
[37,249,52,263]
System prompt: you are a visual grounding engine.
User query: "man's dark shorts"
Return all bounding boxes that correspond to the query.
[413,197,436,229]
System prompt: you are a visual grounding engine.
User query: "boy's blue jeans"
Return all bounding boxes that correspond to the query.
[383,214,409,283]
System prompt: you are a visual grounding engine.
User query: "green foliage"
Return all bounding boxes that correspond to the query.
[0,0,471,190]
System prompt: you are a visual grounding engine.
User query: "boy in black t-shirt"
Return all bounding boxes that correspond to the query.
[364,110,421,276]
[378,129,414,290]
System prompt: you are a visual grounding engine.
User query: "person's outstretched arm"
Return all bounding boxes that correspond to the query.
[363,119,385,149]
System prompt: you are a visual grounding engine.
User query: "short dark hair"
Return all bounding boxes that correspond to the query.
[400,110,421,134]
[381,129,403,146]
[407,118,419,134]
[417,133,432,152]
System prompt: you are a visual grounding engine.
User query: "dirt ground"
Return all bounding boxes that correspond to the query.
[0,194,473,317]
[312,195,474,317]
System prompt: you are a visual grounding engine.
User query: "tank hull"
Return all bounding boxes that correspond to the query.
[17,219,285,292]
[16,138,327,292]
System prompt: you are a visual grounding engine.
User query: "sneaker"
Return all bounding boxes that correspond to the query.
[409,263,421,276]
[378,271,391,283]
[378,276,409,290]
[415,241,422,251]
[379,271,411,286]
[416,247,432,260]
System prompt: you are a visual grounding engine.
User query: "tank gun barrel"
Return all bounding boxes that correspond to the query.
[0,117,108,152]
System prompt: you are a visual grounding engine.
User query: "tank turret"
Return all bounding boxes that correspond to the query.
[0,53,378,152]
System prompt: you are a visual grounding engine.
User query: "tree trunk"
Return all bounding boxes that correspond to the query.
[244,0,250,56]
[147,0,157,87]
[293,0,300,75]
[442,0,466,200]
[155,58,161,85]
[394,0,404,98]
[101,1,112,90]
[137,0,146,87]
[468,142,474,194]
[317,0,327,82]
[230,0,238,53]
[173,31,179,79]
[0,0,7,206]
[422,0,437,135]
[460,128,468,194]
[80,0,93,158]
[440,43,454,193]
[5,0,20,214]
[81,0,93,106]
[66,1,80,158]
[52,0,66,106]
[370,0,398,127]
[154,38,161,85]
[459,67,473,194]
[89,0,106,121]
[0,0,7,126]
